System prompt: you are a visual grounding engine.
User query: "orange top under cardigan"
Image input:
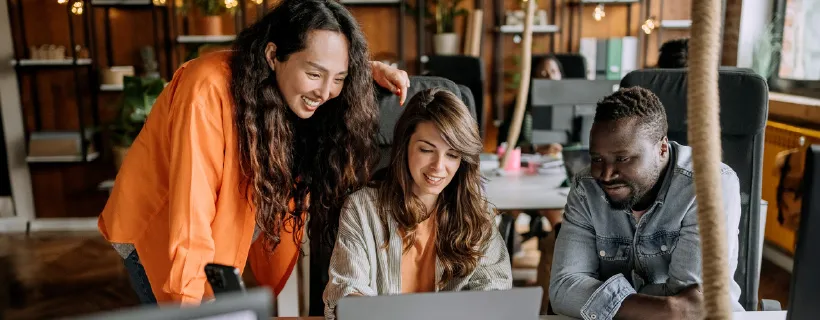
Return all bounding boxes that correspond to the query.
[97,51,300,305]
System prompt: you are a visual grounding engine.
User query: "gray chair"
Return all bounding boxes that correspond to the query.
[308,76,478,316]
[620,67,769,311]
[374,75,478,170]
[424,56,486,137]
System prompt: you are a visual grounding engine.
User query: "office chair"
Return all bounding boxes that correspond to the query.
[620,67,770,311]
[424,55,486,137]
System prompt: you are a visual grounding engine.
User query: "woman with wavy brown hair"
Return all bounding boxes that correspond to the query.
[322,88,513,318]
[97,0,410,306]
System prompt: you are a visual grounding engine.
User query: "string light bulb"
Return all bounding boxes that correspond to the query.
[152,0,165,5]
[593,4,605,21]
[57,0,68,4]
[252,0,263,4]
[224,0,237,9]
[71,0,84,15]
[642,17,658,34]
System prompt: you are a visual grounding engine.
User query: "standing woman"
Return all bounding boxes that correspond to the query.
[97,0,410,305]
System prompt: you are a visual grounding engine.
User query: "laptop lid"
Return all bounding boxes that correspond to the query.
[337,287,542,320]
[71,287,272,320]
[788,145,820,320]
[562,146,591,182]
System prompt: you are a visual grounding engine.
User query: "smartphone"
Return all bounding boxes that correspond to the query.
[204,263,247,296]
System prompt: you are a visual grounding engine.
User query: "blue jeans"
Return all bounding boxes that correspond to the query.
[123,250,158,304]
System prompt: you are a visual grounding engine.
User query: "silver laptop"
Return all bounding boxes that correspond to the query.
[71,287,272,320]
[337,287,542,320]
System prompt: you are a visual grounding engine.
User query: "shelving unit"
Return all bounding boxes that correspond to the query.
[340,0,406,69]
[10,59,94,66]
[491,0,559,125]
[8,0,100,164]
[642,0,726,67]
[90,0,173,80]
[176,35,237,43]
[496,24,560,34]
[565,0,640,52]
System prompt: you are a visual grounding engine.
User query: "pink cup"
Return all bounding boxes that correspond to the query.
[503,147,522,172]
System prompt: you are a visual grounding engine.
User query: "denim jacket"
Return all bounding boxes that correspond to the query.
[549,142,743,320]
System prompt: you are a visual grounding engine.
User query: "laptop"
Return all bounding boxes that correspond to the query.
[787,145,820,319]
[71,287,272,320]
[561,146,591,186]
[336,287,542,320]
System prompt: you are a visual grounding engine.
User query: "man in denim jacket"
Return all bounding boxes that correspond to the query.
[549,87,743,320]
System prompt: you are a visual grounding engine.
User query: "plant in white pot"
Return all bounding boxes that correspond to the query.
[108,76,166,171]
[410,0,468,55]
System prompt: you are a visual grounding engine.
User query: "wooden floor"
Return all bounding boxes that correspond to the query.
[0,231,792,319]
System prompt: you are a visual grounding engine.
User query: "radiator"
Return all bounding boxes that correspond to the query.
[762,121,820,255]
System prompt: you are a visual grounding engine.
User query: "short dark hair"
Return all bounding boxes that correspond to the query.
[594,86,668,142]
[657,38,689,68]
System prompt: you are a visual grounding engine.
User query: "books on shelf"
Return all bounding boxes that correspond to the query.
[579,36,639,81]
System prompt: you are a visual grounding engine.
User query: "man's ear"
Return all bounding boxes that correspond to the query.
[265,42,277,71]
[660,136,669,156]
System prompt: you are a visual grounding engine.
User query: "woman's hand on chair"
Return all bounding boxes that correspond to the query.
[371,61,410,106]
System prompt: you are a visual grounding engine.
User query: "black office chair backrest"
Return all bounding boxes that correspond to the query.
[620,67,769,311]
[376,76,478,170]
[308,75,477,316]
[424,55,485,136]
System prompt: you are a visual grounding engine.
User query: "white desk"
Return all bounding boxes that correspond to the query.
[538,311,787,320]
[483,170,569,211]
[275,311,788,320]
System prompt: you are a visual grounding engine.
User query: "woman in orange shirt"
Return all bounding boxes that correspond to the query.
[97,0,410,306]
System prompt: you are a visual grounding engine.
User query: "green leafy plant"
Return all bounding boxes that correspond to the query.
[178,0,235,16]
[406,0,468,34]
[109,76,166,148]
[751,16,783,80]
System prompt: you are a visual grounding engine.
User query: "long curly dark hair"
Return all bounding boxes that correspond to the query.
[375,88,492,286]
[229,0,379,252]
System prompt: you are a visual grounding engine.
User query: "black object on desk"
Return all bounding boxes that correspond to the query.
[788,145,820,320]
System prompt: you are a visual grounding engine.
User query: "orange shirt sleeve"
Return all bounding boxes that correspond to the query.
[162,66,227,305]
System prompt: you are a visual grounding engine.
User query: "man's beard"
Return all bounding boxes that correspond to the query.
[599,180,644,210]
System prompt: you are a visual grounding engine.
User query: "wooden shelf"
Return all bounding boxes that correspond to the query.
[339,0,401,5]
[570,0,639,5]
[99,84,124,91]
[10,59,93,67]
[98,179,115,191]
[660,20,692,29]
[176,35,236,44]
[497,25,560,34]
[27,152,99,163]
[90,0,156,7]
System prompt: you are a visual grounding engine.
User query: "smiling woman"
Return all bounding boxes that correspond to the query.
[96,0,411,307]
[322,88,512,319]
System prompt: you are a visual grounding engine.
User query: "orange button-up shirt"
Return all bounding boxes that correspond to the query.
[97,51,300,305]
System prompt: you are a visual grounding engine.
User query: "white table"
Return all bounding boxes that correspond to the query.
[275,311,788,320]
[483,170,569,211]
[539,311,787,320]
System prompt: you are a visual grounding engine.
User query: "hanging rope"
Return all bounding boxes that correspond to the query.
[500,0,535,168]
[688,0,731,318]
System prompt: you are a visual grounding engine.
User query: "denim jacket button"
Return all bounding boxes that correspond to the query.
[590,314,598,319]
[661,245,668,251]
[599,250,606,257]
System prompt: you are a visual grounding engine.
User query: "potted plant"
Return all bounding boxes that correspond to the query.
[409,0,468,55]
[187,0,234,36]
[109,76,166,171]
